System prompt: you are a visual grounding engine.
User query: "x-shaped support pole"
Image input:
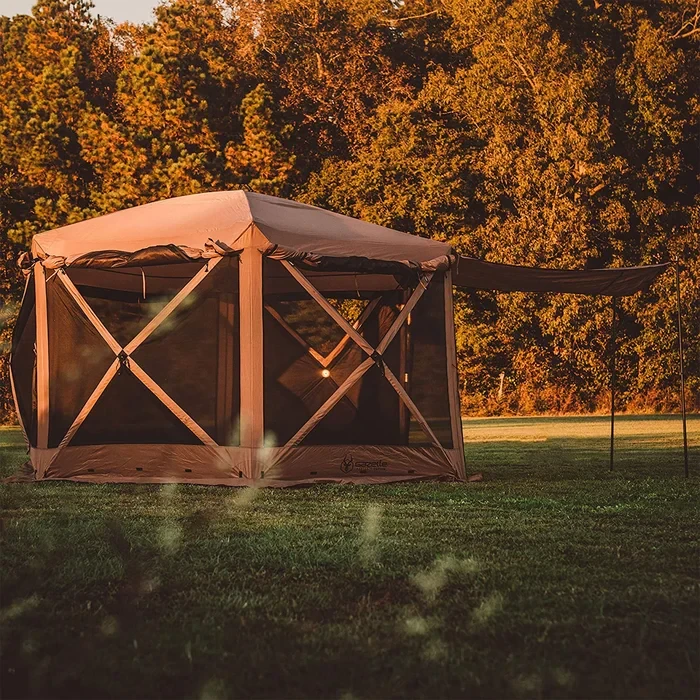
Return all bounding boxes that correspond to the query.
[265,295,382,368]
[278,262,446,455]
[54,261,223,451]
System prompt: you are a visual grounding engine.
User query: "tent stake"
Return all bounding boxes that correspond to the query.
[674,262,689,478]
[610,296,616,472]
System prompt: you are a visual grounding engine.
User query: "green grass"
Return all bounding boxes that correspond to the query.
[1,416,698,699]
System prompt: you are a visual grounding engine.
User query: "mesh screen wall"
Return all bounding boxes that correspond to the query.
[44,259,240,446]
[262,259,452,448]
[47,275,116,447]
[10,281,37,445]
[32,254,455,469]
[393,274,453,448]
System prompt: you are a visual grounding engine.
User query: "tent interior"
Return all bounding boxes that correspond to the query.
[10,190,681,485]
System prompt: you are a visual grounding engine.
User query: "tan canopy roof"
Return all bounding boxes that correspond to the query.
[30,190,452,271]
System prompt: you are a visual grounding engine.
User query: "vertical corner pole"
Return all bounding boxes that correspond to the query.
[674,262,689,478]
[34,263,49,449]
[609,296,616,472]
[398,287,409,442]
[445,269,466,481]
[239,247,264,455]
[216,293,236,445]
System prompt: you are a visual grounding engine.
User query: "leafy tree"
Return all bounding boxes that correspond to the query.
[225,84,296,195]
[226,0,415,172]
[0,0,697,422]
[77,0,244,211]
[0,0,99,420]
[304,96,476,239]
[305,0,699,412]
[0,0,97,246]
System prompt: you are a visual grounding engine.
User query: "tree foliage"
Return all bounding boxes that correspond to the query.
[0,0,698,420]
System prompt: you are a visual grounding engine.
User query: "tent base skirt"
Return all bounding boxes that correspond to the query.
[15,473,459,488]
[28,444,464,486]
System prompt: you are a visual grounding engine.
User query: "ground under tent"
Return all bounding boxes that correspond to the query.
[9,191,679,486]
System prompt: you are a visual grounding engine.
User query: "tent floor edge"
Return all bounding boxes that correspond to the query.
[29,444,460,485]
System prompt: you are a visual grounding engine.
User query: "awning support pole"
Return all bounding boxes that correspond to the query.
[674,262,689,478]
[609,296,616,472]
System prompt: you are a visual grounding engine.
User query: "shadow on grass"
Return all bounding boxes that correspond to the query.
[464,436,698,482]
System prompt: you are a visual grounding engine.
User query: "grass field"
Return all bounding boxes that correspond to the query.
[1,415,698,699]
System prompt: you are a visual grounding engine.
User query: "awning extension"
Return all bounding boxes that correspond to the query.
[452,258,671,297]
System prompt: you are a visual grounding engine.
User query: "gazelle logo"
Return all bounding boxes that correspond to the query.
[340,454,388,474]
[340,454,354,473]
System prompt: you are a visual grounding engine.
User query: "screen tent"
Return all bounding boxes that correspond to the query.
[10,191,676,485]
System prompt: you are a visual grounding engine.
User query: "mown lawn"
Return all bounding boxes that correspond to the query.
[1,416,698,700]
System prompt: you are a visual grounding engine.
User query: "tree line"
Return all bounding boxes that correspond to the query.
[0,0,698,421]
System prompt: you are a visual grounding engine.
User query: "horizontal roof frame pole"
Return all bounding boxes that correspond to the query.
[277,265,443,451]
[52,267,220,453]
